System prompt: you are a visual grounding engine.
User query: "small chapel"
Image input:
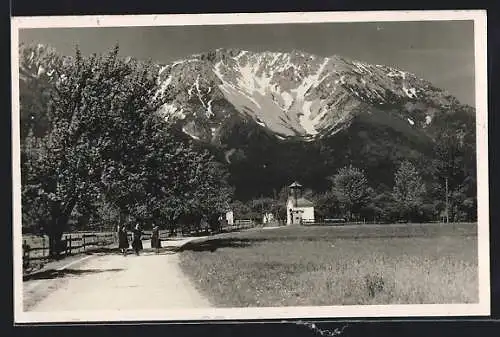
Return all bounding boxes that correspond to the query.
[286,181,315,225]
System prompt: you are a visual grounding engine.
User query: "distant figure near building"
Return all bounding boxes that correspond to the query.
[286,181,315,225]
[226,210,234,226]
[132,224,143,255]
[151,224,161,254]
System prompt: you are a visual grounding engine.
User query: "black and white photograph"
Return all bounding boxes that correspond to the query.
[11,11,489,323]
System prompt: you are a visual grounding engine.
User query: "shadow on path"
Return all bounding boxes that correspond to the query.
[178,238,261,252]
[120,248,180,256]
[24,268,124,281]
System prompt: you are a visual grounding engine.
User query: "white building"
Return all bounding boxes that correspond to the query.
[286,181,315,225]
[225,210,234,226]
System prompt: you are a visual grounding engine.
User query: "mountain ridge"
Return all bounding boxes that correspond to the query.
[153,47,472,143]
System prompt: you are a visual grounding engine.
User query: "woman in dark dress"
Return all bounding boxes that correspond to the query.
[131,224,143,255]
[118,226,129,256]
[151,224,161,254]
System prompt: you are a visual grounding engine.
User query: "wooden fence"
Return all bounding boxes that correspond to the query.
[220,220,256,233]
[22,232,119,269]
[22,231,165,262]
[22,223,258,270]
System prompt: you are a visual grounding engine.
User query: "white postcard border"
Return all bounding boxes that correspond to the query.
[11,10,490,323]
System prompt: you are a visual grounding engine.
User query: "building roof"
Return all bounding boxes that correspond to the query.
[289,181,303,189]
[293,197,314,207]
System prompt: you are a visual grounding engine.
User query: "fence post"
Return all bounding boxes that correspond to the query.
[65,235,68,256]
[68,234,72,255]
[83,234,86,252]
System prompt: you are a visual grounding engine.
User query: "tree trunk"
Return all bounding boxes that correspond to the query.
[48,222,64,259]
[48,198,77,259]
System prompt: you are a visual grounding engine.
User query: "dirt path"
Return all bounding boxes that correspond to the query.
[24,237,212,311]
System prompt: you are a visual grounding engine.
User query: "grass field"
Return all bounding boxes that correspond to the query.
[178,223,478,307]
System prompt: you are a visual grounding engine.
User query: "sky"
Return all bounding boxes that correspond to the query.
[19,20,475,106]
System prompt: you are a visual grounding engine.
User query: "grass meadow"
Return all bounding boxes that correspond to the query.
[178,223,478,307]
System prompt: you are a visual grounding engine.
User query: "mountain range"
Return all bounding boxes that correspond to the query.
[18,44,476,200]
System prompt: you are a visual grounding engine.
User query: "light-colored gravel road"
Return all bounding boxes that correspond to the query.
[24,238,212,312]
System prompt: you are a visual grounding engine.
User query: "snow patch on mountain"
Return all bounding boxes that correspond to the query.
[293,58,330,135]
[206,99,214,118]
[235,50,248,61]
[160,102,186,120]
[403,85,418,99]
[281,91,294,110]
[182,126,200,140]
[224,148,237,163]
[37,66,45,77]
[159,65,169,75]
[335,75,346,85]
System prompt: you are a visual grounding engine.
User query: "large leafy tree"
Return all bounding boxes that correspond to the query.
[192,157,233,231]
[392,160,426,222]
[330,165,370,221]
[21,45,170,257]
[160,148,233,234]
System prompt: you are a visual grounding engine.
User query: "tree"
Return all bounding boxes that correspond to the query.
[249,197,274,215]
[21,45,170,257]
[312,191,340,221]
[330,165,370,221]
[392,160,426,222]
[230,200,251,219]
[431,125,477,222]
[189,156,234,233]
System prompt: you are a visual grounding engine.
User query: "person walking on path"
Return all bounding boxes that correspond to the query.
[132,224,143,256]
[118,225,129,256]
[151,224,161,254]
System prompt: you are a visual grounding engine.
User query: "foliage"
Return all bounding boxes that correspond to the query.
[392,160,426,222]
[188,156,234,230]
[312,191,340,220]
[428,123,477,222]
[330,165,370,221]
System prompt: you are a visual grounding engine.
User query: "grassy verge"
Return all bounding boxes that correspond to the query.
[178,223,478,307]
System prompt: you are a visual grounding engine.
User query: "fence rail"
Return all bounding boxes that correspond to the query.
[22,232,118,267]
[22,222,259,271]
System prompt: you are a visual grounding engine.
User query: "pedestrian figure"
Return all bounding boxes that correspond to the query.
[118,225,129,256]
[132,224,143,256]
[151,224,161,254]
